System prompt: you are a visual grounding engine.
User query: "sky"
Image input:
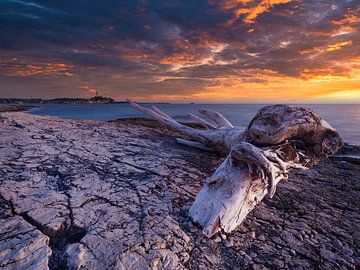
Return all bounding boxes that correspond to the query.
[0,0,359,103]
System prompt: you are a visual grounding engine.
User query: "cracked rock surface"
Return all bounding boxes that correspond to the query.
[0,112,359,270]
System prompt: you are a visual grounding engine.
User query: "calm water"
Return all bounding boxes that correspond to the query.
[25,103,360,145]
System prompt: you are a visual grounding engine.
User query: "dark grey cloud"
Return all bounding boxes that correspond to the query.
[0,0,359,99]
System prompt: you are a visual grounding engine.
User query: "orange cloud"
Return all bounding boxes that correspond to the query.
[330,5,360,36]
[300,58,360,80]
[299,40,353,58]
[112,42,155,63]
[159,38,228,71]
[134,59,360,103]
[332,6,360,26]
[160,53,197,66]
[0,58,74,77]
[326,40,352,52]
[190,72,360,103]
[80,85,97,95]
[213,0,294,24]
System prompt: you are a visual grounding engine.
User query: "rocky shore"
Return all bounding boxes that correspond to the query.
[0,105,33,112]
[0,112,359,270]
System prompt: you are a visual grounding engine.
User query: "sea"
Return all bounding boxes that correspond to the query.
[23,103,360,145]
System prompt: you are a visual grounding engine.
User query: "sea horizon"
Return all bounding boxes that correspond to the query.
[2,99,360,105]
[15,103,360,145]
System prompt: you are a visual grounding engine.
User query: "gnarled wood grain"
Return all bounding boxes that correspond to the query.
[129,102,343,237]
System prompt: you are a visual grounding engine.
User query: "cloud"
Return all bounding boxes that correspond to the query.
[0,0,359,102]
[0,57,74,77]
[213,0,295,24]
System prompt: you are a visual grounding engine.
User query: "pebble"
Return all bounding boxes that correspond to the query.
[320,249,337,261]
[252,264,265,270]
[272,258,285,268]
[316,235,328,244]
[180,252,190,263]
[342,248,353,256]
[332,239,343,249]
[342,255,354,264]
[297,234,304,241]
[224,238,233,247]
[254,258,263,264]
[249,231,256,238]
[204,254,218,264]
[290,249,296,256]
[258,234,266,241]
[189,227,197,233]
[244,255,252,261]
[213,236,221,243]
[250,252,257,258]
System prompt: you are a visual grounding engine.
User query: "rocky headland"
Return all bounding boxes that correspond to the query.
[0,105,33,112]
[0,96,114,104]
[0,112,359,270]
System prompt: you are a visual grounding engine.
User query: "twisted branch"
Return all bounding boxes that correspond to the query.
[129,101,343,237]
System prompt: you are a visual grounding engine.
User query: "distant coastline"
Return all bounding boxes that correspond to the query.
[0,96,115,104]
[0,105,34,112]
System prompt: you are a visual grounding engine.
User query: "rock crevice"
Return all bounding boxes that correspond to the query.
[0,113,359,270]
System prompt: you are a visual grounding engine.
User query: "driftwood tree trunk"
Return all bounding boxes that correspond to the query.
[129,101,343,238]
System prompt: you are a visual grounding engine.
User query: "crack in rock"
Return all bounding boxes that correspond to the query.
[0,112,359,270]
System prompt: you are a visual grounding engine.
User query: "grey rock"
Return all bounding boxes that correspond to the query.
[332,239,343,250]
[204,254,218,265]
[272,258,285,268]
[224,238,233,247]
[0,216,51,270]
[0,112,359,270]
[213,236,221,243]
[250,252,257,258]
[244,255,252,261]
[342,255,354,264]
[297,233,304,242]
[253,264,268,270]
[320,249,337,261]
[342,248,353,256]
[65,243,86,270]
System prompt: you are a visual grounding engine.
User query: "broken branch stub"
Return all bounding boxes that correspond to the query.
[129,101,343,238]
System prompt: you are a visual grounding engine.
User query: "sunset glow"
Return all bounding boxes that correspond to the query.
[0,0,359,103]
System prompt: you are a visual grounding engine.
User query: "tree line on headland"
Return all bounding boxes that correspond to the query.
[0,96,115,104]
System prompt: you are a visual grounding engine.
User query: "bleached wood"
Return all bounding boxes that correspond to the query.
[176,138,213,151]
[129,101,343,237]
[128,100,208,144]
[198,109,233,128]
[188,113,217,130]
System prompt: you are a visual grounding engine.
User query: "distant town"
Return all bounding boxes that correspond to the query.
[0,95,115,104]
